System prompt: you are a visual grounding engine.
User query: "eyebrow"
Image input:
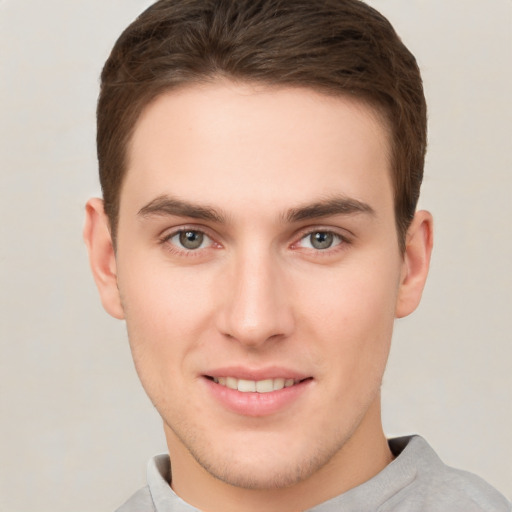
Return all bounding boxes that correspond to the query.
[284,196,375,223]
[138,195,226,223]
[137,194,375,225]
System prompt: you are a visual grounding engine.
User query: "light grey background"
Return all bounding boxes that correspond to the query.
[0,1,510,511]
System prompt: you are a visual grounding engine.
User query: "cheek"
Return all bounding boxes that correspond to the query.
[119,252,213,330]
[299,255,400,374]
[301,256,399,328]
[117,257,216,385]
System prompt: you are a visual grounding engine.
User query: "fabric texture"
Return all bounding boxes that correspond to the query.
[116,436,511,511]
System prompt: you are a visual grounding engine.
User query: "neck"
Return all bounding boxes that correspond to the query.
[166,396,392,512]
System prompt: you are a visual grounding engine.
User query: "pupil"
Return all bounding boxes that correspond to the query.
[180,231,203,249]
[311,232,333,249]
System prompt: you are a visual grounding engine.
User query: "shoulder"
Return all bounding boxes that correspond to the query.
[115,486,155,512]
[386,436,511,512]
[432,466,511,511]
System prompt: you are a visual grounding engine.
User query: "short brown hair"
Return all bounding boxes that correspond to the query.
[97,0,427,249]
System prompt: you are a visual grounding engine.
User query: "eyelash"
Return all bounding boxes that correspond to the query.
[158,226,351,256]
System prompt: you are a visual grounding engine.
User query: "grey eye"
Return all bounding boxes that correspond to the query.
[309,232,334,249]
[178,230,205,249]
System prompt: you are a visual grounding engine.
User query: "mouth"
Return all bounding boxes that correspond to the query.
[206,376,309,393]
[204,372,313,416]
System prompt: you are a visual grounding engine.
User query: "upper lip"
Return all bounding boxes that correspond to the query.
[204,366,311,381]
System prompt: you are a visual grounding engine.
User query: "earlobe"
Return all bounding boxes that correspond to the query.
[395,210,433,319]
[83,198,125,319]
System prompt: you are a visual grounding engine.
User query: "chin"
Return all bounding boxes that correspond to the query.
[180,427,345,490]
[197,452,322,490]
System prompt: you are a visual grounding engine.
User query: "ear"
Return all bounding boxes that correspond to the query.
[83,198,125,319]
[395,210,433,318]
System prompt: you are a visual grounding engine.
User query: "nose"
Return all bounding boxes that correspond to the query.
[216,249,295,348]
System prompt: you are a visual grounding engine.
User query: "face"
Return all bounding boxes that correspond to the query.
[87,81,431,492]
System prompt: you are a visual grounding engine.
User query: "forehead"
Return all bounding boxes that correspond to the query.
[121,81,393,219]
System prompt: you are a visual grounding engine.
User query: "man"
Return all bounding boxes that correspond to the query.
[83,0,510,510]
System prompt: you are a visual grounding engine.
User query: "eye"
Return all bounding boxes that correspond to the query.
[298,231,343,250]
[168,229,212,250]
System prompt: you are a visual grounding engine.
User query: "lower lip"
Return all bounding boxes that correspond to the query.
[204,377,312,417]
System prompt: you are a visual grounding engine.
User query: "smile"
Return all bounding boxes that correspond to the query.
[205,373,313,416]
[211,376,300,393]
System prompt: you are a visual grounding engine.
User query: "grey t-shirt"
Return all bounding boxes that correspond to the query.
[116,436,511,511]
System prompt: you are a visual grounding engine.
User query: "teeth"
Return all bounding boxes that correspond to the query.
[273,378,285,391]
[212,376,301,393]
[226,377,238,390]
[238,379,256,392]
[256,379,274,393]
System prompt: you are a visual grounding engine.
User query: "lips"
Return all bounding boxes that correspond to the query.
[204,369,312,416]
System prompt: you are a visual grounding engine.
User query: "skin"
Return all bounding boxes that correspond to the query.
[84,81,433,512]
